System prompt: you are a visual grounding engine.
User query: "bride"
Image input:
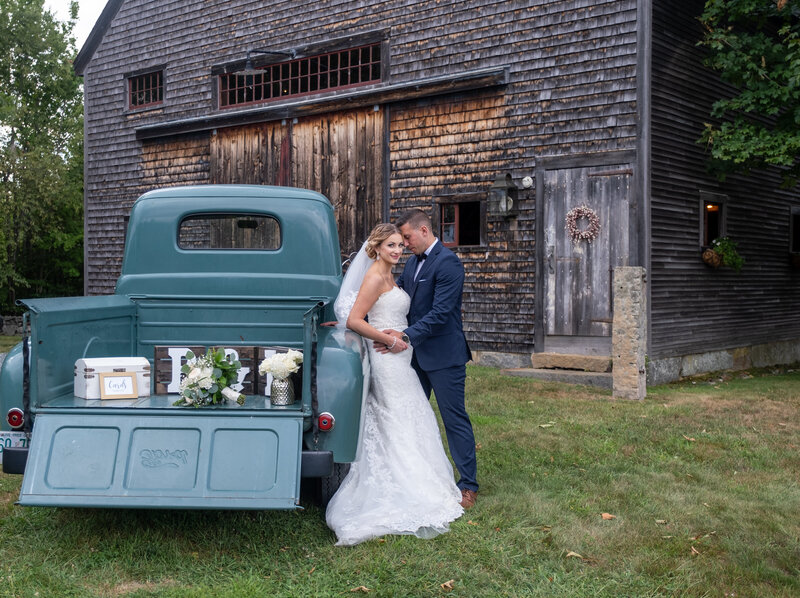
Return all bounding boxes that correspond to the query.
[325,223,464,546]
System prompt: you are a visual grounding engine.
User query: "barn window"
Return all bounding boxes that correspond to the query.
[178,214,281,250]
[791,208,800,253]
[699,192,727,246]
[438,199,484,247]
[128,70,163,109]
[219,43,381,109]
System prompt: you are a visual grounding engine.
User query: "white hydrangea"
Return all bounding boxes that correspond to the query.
[259,350,303,379]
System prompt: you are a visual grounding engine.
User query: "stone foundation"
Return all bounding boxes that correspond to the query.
[470,351,530,369]
[1,315,23,337]
[647,338,800,385]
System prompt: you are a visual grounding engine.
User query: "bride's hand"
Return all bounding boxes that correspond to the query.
[374,330,408,353]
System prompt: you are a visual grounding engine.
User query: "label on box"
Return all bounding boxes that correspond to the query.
[0,431,28,465]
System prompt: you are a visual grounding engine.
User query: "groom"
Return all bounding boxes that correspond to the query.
[380,209,478,509]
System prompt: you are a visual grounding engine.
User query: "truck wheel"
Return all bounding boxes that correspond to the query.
[318,462,350,507]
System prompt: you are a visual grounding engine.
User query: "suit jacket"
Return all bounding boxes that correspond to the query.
[397,241,472,371]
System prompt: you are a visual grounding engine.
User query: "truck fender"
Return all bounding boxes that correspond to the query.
[305,326,369,464]
[0,341,25,432]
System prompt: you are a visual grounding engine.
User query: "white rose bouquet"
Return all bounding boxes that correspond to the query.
[259,349,303,380]
[173,348,245,407]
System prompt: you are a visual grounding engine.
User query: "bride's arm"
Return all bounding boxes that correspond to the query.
[346,274,409,351]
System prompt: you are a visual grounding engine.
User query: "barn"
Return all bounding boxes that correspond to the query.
[74,0,800,391]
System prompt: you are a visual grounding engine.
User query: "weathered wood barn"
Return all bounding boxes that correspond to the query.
[74,0,800,385]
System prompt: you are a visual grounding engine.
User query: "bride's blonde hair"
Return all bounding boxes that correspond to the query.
[365,223,400,259]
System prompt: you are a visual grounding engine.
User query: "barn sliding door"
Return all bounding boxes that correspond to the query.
[210,107,385,260]
[537,158,634,356]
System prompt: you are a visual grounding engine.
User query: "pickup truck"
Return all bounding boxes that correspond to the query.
[0,185,367,509]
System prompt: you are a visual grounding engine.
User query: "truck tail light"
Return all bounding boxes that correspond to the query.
[6,408,24,430]
[318,412,335,431]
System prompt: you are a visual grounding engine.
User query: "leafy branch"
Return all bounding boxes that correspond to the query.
[698,0,800,187]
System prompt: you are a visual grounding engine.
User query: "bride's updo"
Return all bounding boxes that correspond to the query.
[365,223,400,259]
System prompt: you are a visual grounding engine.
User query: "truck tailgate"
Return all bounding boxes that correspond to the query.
[19,408,303,509]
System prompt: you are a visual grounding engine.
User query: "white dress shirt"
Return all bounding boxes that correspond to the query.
[414,238,438,281]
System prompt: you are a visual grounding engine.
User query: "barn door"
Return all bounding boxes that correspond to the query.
[209,107,385,260]
[539,161,633,355]
[210,121,290,185]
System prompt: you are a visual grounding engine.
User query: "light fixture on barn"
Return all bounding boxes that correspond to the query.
[232,48,297,76]
[487,173,518,218]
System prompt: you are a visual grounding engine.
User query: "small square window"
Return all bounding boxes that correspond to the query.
[128,70,163,110]
[438,200,483,247]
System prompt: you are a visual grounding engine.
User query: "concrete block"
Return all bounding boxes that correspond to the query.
[471,351,530,369]
[530,353,611,372]
[681,350,734,378]
[647,357,681,385]
[751,340,800,367]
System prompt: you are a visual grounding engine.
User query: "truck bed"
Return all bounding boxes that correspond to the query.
[38,394,303,412]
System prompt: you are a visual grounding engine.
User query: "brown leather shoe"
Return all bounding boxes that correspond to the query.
[460,489,477,509]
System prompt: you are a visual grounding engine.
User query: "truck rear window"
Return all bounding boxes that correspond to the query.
[178,214,281,250]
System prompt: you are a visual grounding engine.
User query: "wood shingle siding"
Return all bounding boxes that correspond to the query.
[77,0,798,372]
[80,0,639,359]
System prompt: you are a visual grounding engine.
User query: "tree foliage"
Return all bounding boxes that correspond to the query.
[0,0,84,313]
[698,0,800,186]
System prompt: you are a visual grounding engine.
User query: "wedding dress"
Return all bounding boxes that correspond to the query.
[325,286,464,546]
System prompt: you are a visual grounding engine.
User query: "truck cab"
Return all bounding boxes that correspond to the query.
[0,185,366,509]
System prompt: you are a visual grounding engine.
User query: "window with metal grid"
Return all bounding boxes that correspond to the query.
[128,71,163,109]
[219,43,381,109]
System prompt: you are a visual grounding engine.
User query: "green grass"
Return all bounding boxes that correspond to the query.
[0,336,20,353]
[0,365,798,597]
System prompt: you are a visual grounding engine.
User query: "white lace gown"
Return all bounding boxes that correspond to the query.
[325,287,464,546]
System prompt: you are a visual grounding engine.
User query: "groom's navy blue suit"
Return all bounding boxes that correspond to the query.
[398,240,478,492]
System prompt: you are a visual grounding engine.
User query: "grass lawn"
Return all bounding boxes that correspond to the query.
[0,336,20,353]
[0,365,798,597]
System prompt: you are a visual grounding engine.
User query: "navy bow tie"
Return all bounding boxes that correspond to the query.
[417,253,427,261]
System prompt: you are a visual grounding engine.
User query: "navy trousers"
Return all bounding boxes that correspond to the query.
[412,358,478,492]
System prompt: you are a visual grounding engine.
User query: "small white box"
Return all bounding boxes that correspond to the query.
[74,357,151,399]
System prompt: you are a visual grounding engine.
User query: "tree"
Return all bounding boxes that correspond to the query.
[0,0,84,313]
[698,0,800,186]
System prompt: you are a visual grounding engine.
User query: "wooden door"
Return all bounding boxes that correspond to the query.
[540,162,633,355]
[209,107,385,260]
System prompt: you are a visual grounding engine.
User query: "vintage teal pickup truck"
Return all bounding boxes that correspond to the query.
[0,185,366,509]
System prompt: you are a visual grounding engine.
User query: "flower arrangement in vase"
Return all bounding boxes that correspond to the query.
[259,349,303,405]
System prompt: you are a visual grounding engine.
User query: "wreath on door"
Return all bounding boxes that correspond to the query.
[565,205,601,243]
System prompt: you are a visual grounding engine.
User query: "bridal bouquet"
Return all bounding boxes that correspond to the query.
[173,348,245,407]
[258,349,303,380]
